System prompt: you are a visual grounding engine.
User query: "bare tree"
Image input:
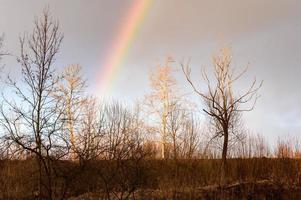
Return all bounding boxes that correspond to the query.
[95,102,146,200]
[182,47,262,185]
[239,133,270,158]
[0,10,65,199]
[56,65,87,160]
[276,135,294,158]
[0,36,9,159]
[165,101,201,159]
[145,57,180,159]
[166,102,184,159]
[76,97,104,162]
[180,112,201,159]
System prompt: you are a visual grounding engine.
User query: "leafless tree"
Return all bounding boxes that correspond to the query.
[99,102,147,198]
[55,65,87,160]
[180,112,201,159]
[166,102,184,159]
[182,47,262,185]
[239,133,270,158]
[76,97,104,162]
[0,10,65,199]
[0,36,10,159]
[145,57,181,159]
[276,135,295,158]
[165,102,201,159]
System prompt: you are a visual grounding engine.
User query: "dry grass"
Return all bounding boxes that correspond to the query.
[1,158,301,199]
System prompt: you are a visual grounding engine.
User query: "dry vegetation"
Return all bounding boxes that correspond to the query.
[0,10,301,200]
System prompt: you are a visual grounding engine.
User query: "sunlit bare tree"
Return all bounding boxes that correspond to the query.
[145,57,179,159]
[56,65,87,160]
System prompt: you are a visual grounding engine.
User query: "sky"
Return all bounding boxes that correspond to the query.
[0,0,300,142]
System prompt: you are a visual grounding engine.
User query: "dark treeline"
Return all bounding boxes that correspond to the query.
[0,10,301,200]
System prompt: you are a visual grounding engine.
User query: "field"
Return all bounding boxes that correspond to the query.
[1,158,301,200]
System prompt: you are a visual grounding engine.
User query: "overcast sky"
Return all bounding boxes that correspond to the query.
[0,0,301,142]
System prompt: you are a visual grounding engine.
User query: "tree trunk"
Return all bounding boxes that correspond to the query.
[221,130,228,186]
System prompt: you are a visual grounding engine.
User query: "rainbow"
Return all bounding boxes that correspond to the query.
[97,0,152,96]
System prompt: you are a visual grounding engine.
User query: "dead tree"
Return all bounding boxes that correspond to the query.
[0,10,64,199]
[182,47,262,185]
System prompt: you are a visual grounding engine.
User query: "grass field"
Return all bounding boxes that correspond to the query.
[1,158,301,199]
